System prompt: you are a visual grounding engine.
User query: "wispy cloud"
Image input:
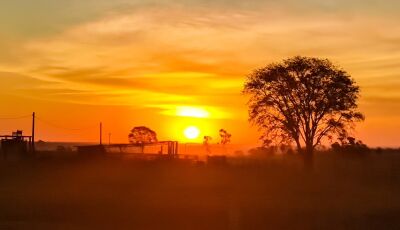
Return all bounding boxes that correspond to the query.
[1,2,400,144]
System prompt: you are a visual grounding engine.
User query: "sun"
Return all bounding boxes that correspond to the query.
[184,126,200,139]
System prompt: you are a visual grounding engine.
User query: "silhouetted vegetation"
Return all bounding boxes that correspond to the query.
[248,146,276,158]
[203,136,212,154]
[331,136,370,155]
[219,129,232,145]
[128,126,158,144]
[128,126,158,153]
[243,56,364,169]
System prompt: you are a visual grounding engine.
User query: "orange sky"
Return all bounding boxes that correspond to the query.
[0,1,399,147]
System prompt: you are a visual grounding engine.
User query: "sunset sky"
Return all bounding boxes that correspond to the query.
[0,0,399,147]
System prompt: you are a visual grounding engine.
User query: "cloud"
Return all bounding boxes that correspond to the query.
[1,3,400,123]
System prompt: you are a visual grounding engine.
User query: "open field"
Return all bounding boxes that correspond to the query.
[1,152,400,229]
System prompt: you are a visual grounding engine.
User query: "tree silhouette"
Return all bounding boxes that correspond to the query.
[219,129,231,145]
[331,136,369,155]
[128,126,158,153]
[203,136,212,155]
[243,56,364,168]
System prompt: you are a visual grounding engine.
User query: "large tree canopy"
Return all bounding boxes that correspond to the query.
[128,126,158,144]
[243,56,364,164]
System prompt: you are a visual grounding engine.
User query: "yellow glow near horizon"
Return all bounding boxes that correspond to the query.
[176,106,210,118]
[158,105,231,119]
[184,126,200,139]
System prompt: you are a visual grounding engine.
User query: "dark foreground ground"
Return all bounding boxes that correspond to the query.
[1,153,400,230]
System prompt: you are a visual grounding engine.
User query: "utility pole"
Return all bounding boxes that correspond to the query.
[100,122,103,145]
[108,133,111,145]
[32,112,35,153]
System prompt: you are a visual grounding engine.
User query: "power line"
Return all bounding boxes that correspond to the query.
[35,116,98,131]
[0,114,31,120]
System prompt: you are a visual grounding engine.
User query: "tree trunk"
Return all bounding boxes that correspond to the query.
[303,143,314,171]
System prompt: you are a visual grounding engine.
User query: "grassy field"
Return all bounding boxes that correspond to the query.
[1,152,400,229]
